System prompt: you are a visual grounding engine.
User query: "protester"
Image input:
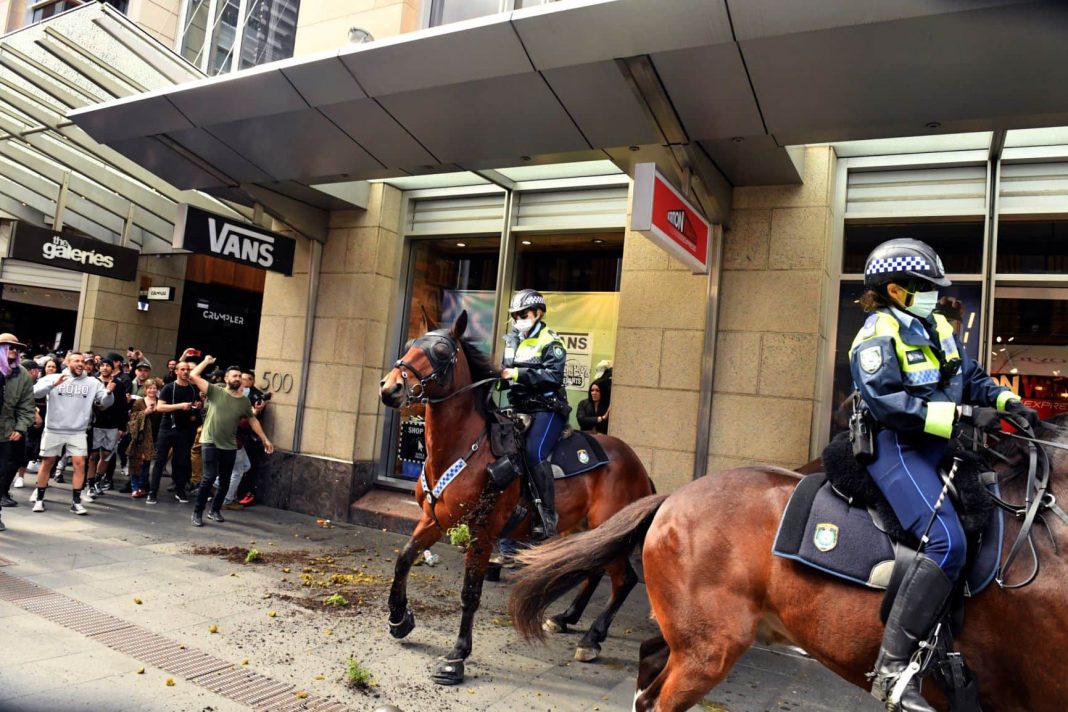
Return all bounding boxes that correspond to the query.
[87,354,129,496]
[126,379,162,498]
[0,335,34,528]
[187,356,273,527]
[11,359,42,490]
[31,353,114,514]
[163,359,178,384]
[148,352,201,505]
[225,370,269,509]
[576,377,611,434]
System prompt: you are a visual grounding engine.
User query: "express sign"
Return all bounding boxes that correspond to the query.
[630,163,713,274]
[172,204,296,276]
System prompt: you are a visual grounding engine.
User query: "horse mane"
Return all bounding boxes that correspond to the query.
[457,336,499,418]
[987,413,1068,482]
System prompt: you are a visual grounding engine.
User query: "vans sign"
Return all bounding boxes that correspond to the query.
[9,222,139,281]
[172,204,296,276]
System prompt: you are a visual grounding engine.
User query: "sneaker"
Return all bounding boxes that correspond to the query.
[174,491,189,504]
[32,500,44,513]
[222,502,244,511]
[206,510,225,523]
[70,502,88,515]
[101,480,113,491]
[132,489,147,499]
[26,461,39,473]
[0,495,16,508]
[191,512,203,527]
[80,490,95,503]
[53,473,64,484]
[238,494,255,506]
[146,494,158,505]
[12,476,24,488]
[91,484,106,496]
[28,489,38,503]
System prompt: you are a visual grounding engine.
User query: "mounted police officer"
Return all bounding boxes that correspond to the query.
[851,238,1040,711]
[499,289,570,541]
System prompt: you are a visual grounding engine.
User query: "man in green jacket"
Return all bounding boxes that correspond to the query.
[0,333,37,527]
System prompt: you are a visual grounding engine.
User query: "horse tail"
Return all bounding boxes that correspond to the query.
[509,493,669,641]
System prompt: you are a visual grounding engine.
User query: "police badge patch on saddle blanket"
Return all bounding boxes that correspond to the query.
[548,431,609,479]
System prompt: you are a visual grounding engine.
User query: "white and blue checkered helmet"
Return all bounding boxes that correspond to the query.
[508,289,547,316]
[863,239,951,289]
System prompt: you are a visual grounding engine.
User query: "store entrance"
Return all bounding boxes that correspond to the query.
[989,287,1068,420]
[0,283,78,354]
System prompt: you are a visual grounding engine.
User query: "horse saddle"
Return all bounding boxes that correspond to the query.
[772,433,1004,597]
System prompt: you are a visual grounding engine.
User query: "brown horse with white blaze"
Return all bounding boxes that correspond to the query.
[510,420,1068,711]
[379,310,654,685]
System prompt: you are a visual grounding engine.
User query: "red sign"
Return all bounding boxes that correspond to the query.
[630,163,713,273]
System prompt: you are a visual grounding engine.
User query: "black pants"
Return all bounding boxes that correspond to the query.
[195,444,236,515]
[150,428,195,497]
[0,438,25,497]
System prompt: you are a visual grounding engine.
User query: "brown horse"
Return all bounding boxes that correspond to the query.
[379,310,654,685]
[510,419,1068,711]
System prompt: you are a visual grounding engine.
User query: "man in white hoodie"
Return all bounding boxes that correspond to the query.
[31,352,113,514]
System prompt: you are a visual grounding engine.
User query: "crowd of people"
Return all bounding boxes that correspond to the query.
[0,337,273,531]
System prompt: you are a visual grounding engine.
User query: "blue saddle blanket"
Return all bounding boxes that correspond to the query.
[772,474,1003,596]
[548,430,609,479]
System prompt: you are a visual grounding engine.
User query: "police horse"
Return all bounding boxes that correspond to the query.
[379,311,654,685]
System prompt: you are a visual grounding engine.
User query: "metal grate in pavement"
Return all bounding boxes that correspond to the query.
[157,649,234,679]
[0,571,50,601]
[20,594,135,637]
[195,667,291,703]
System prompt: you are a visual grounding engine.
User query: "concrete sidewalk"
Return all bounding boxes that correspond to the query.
[0,485,878,711]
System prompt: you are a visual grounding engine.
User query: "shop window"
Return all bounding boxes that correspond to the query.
[830,281,982,437]
[842,222,985,275]
[390,237,500,482]
[989,290,1068,421]
[996,220,1068,274]
[180,0,300,76]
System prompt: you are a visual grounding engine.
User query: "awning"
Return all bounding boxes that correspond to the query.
[0,3,250,254]
[69,0,1068,209]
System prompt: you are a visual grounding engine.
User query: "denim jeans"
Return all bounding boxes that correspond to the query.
[194,444,237,515]
[224,447,251,504]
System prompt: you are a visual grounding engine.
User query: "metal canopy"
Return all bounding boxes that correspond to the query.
[69,0,1068,209]
[0,3,251,255]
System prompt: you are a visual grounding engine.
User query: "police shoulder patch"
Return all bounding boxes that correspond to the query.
[552,345,565,358]
[859,345,883,374]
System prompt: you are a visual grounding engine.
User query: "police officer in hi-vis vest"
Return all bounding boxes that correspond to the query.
[500,289,570,541]
[850,238,1040,711]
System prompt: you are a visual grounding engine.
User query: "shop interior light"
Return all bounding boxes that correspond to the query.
[996,335,1002,343]
[455,242,466,247]
[592,239,604,244]
[967,312,976,329]
[521,240,532,245]
[1010,367,1019,374]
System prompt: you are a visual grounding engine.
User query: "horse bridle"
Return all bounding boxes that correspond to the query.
[393,331,500,406]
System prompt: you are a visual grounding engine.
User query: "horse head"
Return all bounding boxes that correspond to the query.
[380,310,470,408]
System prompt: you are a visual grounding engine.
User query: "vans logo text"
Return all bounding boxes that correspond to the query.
[207,220,275,268]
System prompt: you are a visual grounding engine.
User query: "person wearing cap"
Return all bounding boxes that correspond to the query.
[499,288,570,541]
[132,358,153,397]
[86,353,130,496]
[11,359,42,491]
[852,239,1040,711]
[0,334,34,523]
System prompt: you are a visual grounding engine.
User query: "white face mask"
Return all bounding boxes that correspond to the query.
[905,290,939,318]
[514,318,535,334]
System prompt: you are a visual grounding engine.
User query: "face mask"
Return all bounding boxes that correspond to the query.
[514,318,534,334]
[905,290,939,318]
[243,387,250,396]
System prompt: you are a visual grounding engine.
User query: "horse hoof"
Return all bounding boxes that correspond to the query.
[432,659,465,686]
[388,608,415,639]
[543,618,566,634]
[574,645,601,662]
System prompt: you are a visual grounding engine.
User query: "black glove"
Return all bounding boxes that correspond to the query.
[1005,400,1041,430]
[959,405,1002,432]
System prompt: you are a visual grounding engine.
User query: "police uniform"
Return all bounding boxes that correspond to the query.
[500,289,570,539]
[854,239,1038,712]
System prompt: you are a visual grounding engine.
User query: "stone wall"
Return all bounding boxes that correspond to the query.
[78,253,186,373]
[293,0,421,56]
[708,146,837,475]
[127,0,181,48]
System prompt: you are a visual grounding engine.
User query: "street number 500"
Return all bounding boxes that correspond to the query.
[259,371,294,394]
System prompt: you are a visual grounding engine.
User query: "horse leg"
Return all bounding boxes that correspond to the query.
[431,539,492,686]
[388,514,440,640]
[575,556,638,662]
[544,571,605,634]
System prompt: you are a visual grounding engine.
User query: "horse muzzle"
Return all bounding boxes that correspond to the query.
[380,378,404,408]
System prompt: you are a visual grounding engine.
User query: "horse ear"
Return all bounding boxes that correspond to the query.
[450,310,469,340]
[420,305,438,333]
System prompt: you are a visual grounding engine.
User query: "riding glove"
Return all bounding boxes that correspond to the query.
[1005,400,1041,430]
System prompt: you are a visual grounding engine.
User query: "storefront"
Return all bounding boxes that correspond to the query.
[383,170,628,486]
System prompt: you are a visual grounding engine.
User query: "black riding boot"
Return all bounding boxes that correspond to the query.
[529,461,557,541]
[871,557,954,712]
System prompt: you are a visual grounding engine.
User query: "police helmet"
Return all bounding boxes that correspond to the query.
[863,238,951,289]
[508,289,546,316]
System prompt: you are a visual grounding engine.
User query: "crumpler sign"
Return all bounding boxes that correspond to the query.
[630,163,713,274]
[172,204,296,276]
[9,222,139,281]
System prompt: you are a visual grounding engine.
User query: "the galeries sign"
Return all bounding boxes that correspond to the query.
[9,223,139,281]
[173,204,296,276]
